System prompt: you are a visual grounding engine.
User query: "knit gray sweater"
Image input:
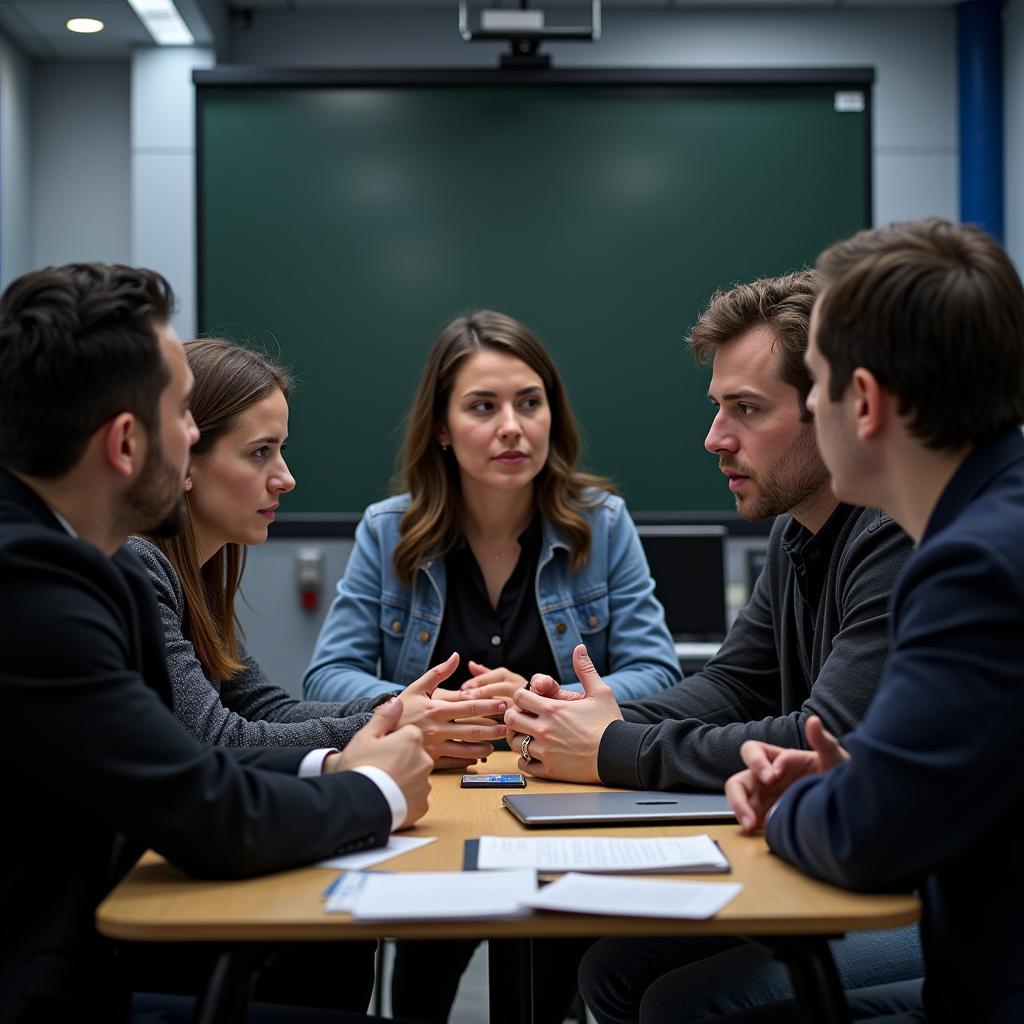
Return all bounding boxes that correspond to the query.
[126,536,385,748]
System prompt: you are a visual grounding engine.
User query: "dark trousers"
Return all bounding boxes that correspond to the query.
[713,978,926,1023]
[392,937,593,1024]
[578,927,923,1024]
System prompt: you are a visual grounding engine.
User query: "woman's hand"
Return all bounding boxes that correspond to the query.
[457,661,530,703]
[395,653,509,770]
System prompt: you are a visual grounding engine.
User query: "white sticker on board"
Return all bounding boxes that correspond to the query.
[834,91,866,113]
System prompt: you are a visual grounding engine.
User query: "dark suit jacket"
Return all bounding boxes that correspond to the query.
[0,470,392,1023]
[766,429,1024,1023]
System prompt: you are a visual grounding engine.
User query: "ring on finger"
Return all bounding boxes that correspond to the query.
[521,734,534,763]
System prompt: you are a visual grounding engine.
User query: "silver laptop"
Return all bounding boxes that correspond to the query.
[502,791,736,827]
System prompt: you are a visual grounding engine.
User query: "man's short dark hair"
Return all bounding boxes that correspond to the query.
[688,271,819,421]
[0,263,174,477]
[815,218,1024,451]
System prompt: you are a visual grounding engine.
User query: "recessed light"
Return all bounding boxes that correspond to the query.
[67,17,105,34]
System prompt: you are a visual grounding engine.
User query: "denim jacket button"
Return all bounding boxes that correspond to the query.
[418,630,430,643]
[391,620,402,634]
[588,615,599,627]
[555,621,567,635]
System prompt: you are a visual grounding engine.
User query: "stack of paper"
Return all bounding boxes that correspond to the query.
[525,873,743,919]
[475,834,730,874]
[324,868,538,921]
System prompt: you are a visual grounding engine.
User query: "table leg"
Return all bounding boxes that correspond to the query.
[755,936,850,1024]
[488,938,534,1024]
[192,948,258,1024]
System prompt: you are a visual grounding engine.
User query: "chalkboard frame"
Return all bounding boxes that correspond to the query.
[194,67,874,512]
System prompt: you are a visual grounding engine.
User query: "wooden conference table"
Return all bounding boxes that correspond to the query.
[97,753,919,1024]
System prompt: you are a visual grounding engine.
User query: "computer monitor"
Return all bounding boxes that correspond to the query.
[636,525,728,641]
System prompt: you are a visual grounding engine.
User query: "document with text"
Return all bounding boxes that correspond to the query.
[525,873,743,919]
[475,834,730,873]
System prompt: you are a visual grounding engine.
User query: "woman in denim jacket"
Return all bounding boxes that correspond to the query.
[303,310,679,1024]
[304,313,679,707]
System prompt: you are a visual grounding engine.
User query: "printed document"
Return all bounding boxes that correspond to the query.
[476,834,729,873]
[525,873,743,919]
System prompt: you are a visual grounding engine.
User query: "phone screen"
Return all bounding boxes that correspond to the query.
[460,773,527,789]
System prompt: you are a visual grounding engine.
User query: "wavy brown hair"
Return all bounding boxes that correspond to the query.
[148,338,292,682]
[392,310,614,587]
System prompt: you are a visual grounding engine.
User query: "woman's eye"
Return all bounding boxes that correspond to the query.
[470,401,493,413]
[520,397,542,411]
[252,446,270,459]
[738,403,757,416]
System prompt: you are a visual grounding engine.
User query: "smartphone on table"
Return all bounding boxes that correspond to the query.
[460,773,527,789]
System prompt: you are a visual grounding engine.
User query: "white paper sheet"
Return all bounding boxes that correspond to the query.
[325,868,538,921]
[316,835,436,871]
[476,834,729,873]
[525,873,743,919]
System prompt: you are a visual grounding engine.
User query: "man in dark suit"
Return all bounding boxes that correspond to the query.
[724,218,1024,1023]
[0,264,435,1023]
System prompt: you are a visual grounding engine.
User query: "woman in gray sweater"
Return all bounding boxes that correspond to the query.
[128,337,506,759]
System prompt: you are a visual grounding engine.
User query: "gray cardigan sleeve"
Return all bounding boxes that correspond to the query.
[598,511,910,792]
[125,537,386,749]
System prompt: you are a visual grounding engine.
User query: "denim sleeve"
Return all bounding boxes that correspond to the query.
[560,501,680,701]
[303,513,404,701]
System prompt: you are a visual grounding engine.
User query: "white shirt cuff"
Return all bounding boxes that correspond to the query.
[352,765,407,832]
[298,748,336,778]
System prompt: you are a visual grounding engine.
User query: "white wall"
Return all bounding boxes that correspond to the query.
[32,62,131,269]
[131,47,214,338]
[0,27,32,287]
[230,7,960,228]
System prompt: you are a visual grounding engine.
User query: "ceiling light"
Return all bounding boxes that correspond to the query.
[67,18,105,34]
[125,0,195,46]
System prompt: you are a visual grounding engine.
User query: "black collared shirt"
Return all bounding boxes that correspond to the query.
[434,516,559,689]
[782,501,851,616]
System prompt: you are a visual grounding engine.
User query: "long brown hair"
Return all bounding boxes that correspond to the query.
[149,338,292,682]
[392,310,614,586]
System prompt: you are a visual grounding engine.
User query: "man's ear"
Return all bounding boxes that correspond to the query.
[102,413,143,479]
[851,367,888,442]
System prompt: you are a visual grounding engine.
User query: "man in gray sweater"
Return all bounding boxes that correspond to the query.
[503,271,922,1022]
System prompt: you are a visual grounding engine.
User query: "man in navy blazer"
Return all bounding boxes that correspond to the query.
[0,264,434,1022]
[724,218,1024,1023]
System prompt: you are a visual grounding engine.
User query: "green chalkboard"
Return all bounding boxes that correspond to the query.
[198,71,870,513]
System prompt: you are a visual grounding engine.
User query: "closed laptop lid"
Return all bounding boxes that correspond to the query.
[502,791,735,827]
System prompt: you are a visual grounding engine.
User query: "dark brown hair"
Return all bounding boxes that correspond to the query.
[392,310,614,587]
[815,218,1024,450]
[149,338,292,682]
[0,263,172,477]
[689,271,819,420]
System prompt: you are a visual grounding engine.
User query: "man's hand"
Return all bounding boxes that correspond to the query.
[324,697,432,828]
[456,661,530,703]
[725,716,850,832]
[396,653,509,771]
[503,644,623,783]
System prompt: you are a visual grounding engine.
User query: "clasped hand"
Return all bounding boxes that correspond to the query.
[503,643,622,783]
[394,653,509,771]
[725,715,850,832]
